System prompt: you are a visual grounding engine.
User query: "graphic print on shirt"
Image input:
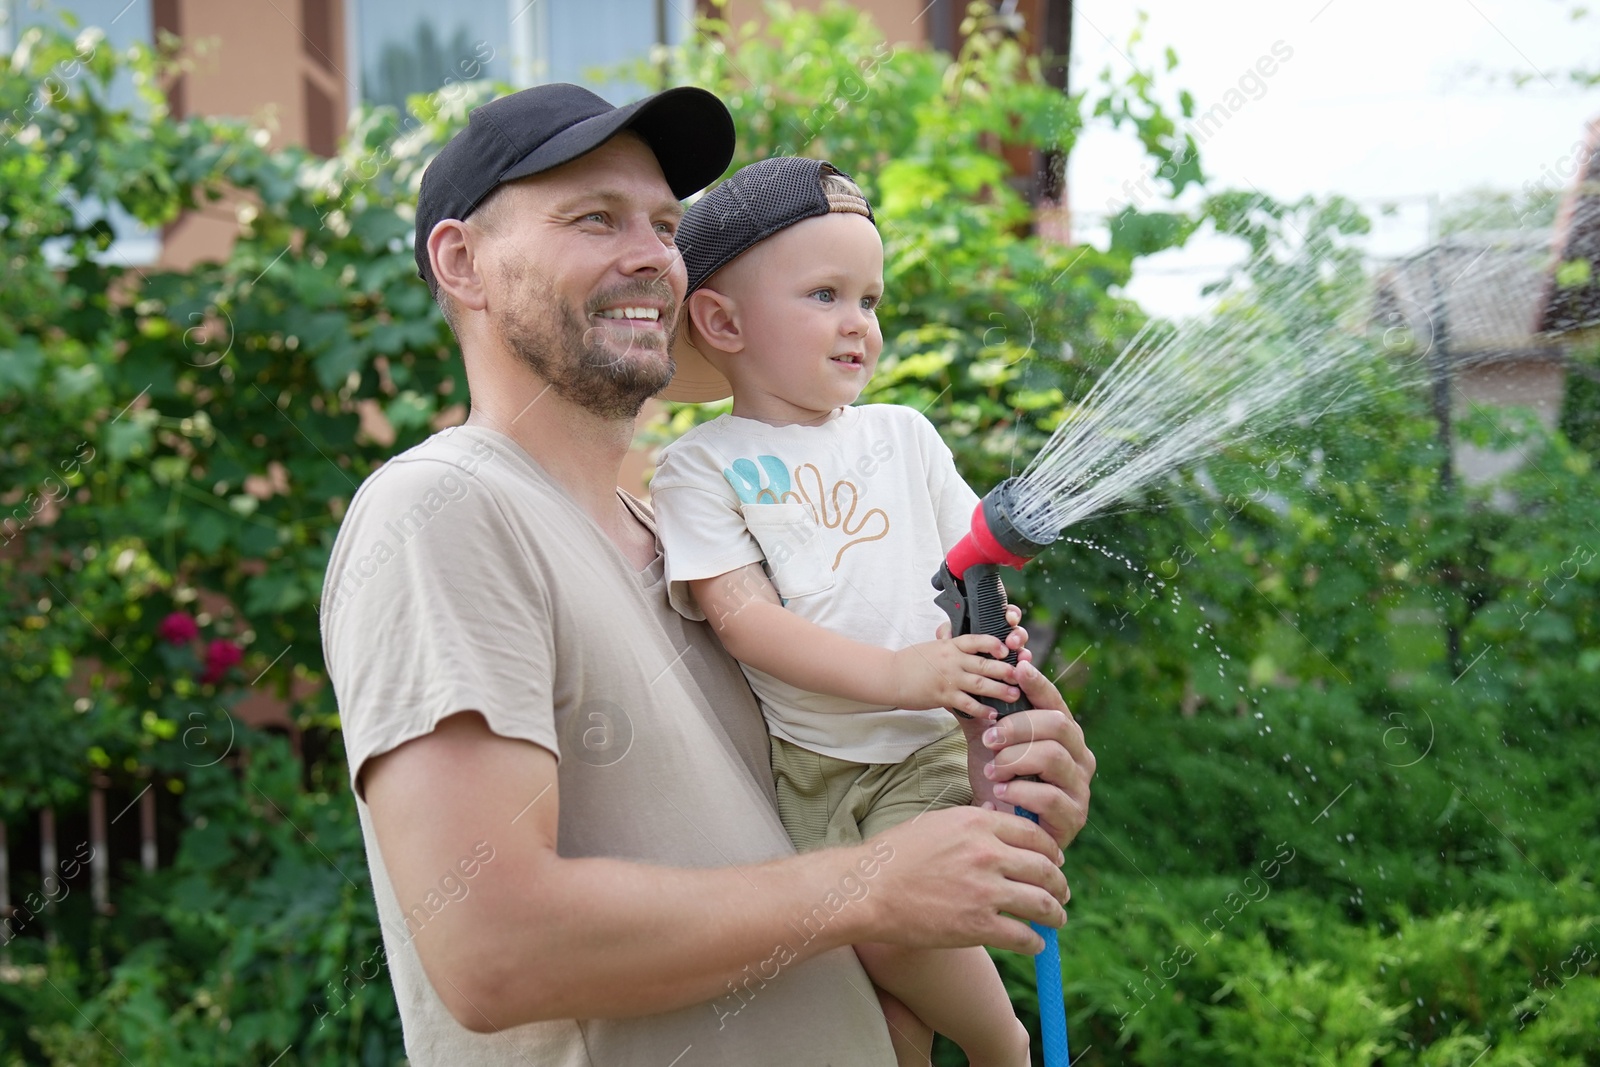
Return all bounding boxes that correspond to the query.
[722,454,889,570]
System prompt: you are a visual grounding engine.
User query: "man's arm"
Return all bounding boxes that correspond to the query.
[364,710,1068,1033]
[690,563,1021,716]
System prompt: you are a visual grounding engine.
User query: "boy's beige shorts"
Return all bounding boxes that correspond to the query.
[769,728,973,852]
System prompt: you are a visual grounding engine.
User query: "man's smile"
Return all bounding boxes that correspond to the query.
[593,305,666,330]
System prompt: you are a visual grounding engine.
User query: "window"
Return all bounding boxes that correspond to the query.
[542,0,686,93]
[8,0,151,111]
[347,0,688,115]
[5,0,159,266]
[348,0,513,115]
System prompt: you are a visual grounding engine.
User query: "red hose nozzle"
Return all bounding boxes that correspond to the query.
[943,478,1056,578]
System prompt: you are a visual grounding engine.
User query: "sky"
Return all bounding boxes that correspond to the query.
[1066,0,1598,317]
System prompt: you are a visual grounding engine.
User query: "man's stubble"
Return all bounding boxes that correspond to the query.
[492,257,679,420]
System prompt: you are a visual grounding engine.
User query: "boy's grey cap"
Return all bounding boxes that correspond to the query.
[664,156,875,403]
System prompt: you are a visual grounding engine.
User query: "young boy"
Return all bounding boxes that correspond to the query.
[651,156,1033,1066]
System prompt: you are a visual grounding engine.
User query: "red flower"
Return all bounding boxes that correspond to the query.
[200,639,243,685]
[158,612,200,645]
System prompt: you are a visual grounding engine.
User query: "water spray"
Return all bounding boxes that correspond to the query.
[931,269,1377,1064]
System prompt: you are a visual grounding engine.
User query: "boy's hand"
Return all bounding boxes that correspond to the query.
[921,604,1031,721]
[888,634,1021,716]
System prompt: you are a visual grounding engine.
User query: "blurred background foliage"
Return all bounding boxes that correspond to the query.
[1,3,1596,1064]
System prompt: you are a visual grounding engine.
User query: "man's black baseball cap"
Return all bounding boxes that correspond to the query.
[414,82,735,289]
[663,156,876,403]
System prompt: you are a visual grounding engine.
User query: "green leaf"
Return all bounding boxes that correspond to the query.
[0,341,47,394]
[1555,257,1592,288]
[293,310,353,353]
[384,390,433,434]
[1108,208,1194,259]
[53,363,102,401]
[245,569,307,615]
[313,339,365,390]
[102,415,154,461]
[188,508,230,554]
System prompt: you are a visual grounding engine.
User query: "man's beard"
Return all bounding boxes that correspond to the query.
[493,264,678,420]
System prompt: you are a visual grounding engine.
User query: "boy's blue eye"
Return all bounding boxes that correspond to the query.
[861,295,880,311]
[812,289,835,303]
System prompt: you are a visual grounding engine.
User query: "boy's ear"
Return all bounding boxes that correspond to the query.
[688,288,743,356]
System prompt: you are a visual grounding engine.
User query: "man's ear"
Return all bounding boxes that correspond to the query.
[688,288,743,355]
[428,219,489,313]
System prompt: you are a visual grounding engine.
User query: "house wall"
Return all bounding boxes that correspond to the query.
[715,0,940,46]
[1452,357,1568,486]
[158,0,349,270]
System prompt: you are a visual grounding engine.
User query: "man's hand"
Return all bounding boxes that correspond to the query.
[936,604,1094,849]
[863,804,1069,955]
[965,661,1094,848]
[888,634,1021,716]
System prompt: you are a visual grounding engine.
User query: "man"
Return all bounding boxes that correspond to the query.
[320,83,1094,1066]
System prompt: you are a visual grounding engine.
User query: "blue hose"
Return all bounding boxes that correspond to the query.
[931,558,1071,1065]
[1017,806,1069,1066]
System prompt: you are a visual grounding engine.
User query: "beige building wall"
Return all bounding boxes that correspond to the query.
[708,0,1055,55]
[715,0,936,44]
[178,2,346,150]
[1454,357,1568,486]
[159,0,349,271]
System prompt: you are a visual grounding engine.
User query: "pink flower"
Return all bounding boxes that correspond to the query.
[200,639,243,685]
[158,612,200,645]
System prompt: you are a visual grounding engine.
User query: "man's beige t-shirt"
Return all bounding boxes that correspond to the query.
[320,425,895,1066]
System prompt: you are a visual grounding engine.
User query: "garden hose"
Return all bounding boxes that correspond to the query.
[931,478,1069,1066]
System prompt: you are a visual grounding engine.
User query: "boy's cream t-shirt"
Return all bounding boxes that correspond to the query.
[652,404,982,764]
[321,425,894,1066]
